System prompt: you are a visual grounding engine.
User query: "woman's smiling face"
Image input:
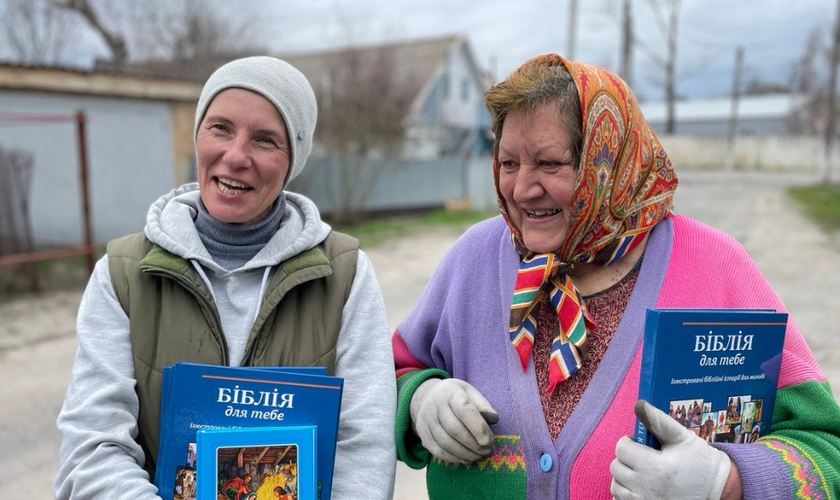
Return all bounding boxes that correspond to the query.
[497,101,578,254]
[195,88,291,225]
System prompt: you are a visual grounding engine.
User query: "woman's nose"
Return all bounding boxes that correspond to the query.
[223,134,251,168]
[513,166,542,201]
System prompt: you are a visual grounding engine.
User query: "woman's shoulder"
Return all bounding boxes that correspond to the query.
[670,213,750,257]
[433,215,510,273]
[454,215,508,248]
[106,232,154,261]
[667,213,758,274]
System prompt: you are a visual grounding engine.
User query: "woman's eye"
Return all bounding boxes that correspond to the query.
[500,160,517,169]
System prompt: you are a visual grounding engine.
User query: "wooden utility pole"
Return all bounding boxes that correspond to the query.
[663,0,681,134]
[567,0,578,60]
[726,46,744,171]
[824,0,840,184]
[619,0,634,87]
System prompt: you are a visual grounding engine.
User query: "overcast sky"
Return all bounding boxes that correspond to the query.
[39,0,834,103]
[254,0,832,102]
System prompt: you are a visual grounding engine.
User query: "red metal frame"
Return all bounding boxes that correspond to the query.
[0,111,96,274]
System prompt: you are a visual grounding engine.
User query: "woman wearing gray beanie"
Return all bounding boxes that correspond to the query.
[55,56,397,500]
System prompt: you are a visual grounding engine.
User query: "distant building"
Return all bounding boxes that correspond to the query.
[97,34,495,159]
[639,93,811,137]
[0,34,496,246]
[281,35,493,159]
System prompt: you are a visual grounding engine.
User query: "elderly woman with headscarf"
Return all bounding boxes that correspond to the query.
[54,56,396,499]
[393,54,840,499]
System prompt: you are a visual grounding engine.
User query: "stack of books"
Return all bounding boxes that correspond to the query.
[153,362,343,500]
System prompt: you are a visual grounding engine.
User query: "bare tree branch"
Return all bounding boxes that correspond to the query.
[1,0,78,64]
[315,42,418,223]
[50,0,127,65]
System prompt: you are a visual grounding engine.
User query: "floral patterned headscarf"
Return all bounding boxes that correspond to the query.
[494,54,678,392]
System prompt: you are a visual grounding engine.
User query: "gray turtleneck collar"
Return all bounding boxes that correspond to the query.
[194,194,286,270]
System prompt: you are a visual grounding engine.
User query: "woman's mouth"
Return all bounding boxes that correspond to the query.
[215,177,251,195]
[526,208,561,219]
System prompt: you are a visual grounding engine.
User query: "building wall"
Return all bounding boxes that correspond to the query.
[659,135,831,174]
[0,90,176,246]
[170,101,198,186]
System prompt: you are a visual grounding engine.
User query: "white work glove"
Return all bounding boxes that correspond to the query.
[611,400,732,500]
[410,378,499,463]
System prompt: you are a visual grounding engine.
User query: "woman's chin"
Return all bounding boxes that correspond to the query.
[522,234,565,255]
[524,243,561,254]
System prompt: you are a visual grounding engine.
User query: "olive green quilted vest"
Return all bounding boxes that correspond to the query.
[106,231,359,480]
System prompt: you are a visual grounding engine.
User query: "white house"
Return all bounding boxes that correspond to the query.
[279,35,493,159]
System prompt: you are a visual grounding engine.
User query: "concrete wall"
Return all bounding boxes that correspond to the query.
[658,135,836,175]
[0,90,177,246]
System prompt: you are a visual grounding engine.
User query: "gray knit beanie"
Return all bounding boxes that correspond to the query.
[194,56,317,183]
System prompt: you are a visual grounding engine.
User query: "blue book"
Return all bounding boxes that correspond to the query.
[196,425,318,500]
[635,308,787,448]
[154,364,328,492]
[156,364,329,483]
[154,362,342,500]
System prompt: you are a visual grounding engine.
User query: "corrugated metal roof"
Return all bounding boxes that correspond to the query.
[639,93,809,122]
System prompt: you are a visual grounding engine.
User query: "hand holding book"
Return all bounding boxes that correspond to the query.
[610,400,731,499]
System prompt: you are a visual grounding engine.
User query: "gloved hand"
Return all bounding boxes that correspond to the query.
[610,400,732,500]
[410,377,499,464]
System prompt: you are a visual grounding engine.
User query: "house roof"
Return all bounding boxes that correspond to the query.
[92,51,259,82]
[90,34,478,104]
[1,34,487,113]
[0,61,201,100]
[283,35,463,95]
[639,93,809,123]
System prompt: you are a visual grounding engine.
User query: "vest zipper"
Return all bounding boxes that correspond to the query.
[144,267,230,366]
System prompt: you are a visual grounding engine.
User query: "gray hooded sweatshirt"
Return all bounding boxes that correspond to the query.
[55,184,397,499]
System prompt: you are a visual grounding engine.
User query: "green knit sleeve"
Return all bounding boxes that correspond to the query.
[759,380,840,497]
[395,368,451,469]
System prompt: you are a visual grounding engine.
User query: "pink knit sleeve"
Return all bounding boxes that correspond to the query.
[393,331,429,379]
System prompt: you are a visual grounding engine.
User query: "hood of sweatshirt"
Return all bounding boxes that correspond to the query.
[144,183,331,276]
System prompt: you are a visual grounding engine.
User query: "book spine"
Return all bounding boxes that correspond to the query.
[634,310,659,447]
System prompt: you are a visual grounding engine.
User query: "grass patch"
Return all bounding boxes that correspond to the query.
[788,184,840,233]
[336,208,497,248]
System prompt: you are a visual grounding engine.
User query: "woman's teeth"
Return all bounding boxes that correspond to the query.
[217,178,249,195]
[528,209,561,217]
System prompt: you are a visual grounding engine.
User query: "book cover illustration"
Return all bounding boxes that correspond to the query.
[154,363,341,500]
[196,425,317,500]
[634,308,787,448]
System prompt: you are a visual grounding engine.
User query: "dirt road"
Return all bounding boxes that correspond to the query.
[1,170,838,499]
